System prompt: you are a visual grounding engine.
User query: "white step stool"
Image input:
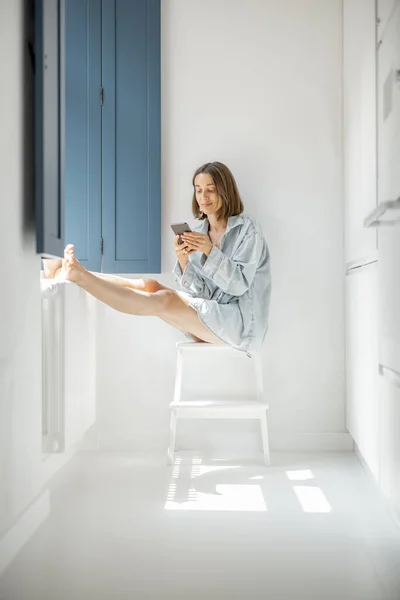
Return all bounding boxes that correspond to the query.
[167,341,270,466]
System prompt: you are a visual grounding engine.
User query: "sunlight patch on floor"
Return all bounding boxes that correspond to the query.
[293,486,332,513]
[165,483,267,512]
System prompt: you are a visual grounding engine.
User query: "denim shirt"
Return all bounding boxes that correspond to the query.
[172,214,271,356]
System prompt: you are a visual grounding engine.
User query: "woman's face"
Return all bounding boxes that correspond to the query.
[194,173,222,217]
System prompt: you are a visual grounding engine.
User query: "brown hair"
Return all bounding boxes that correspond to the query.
[191,161,244,221]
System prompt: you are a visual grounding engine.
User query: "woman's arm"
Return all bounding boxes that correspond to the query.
[199,226,266,296]
[172,232,213,299]
[173,260,213,299]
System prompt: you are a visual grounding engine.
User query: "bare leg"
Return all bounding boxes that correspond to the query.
[43,257,201,336]
[61,245,224,345]
[42,258,160,293]
[42,258,63,279]
[43,255,203,340]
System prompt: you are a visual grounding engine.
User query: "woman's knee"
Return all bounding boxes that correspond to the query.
[155,289,182,316]
[142,278,164,293]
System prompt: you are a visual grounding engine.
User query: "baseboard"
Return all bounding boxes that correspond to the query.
[76,427,100,452]
[269,431,354,452]
[354,443,400,531]
[96,430,354,454]
[0,489,50,578]
[95,431,167,455]
[178,431,355,453]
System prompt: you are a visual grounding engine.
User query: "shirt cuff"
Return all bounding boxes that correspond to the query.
[201,244,223,278]
[172,260,183,283]
[181,261,196,289]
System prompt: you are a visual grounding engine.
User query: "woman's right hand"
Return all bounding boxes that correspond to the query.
[174,235,194,271]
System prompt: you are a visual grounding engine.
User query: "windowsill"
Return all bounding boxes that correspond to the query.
[40,273,72,283]
[40,278,76,300]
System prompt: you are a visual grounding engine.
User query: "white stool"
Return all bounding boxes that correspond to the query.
[167,341,270,466]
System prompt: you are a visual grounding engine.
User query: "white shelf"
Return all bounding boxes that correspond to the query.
[364,198,400,227]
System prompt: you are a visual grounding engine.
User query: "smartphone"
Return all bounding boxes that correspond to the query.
[171,222,192,244]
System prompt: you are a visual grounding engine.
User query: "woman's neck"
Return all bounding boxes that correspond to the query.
[208,215,227,232]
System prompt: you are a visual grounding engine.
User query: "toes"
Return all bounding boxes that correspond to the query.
[64,246,76,263]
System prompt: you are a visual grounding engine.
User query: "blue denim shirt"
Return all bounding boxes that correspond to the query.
[172,214,271,356]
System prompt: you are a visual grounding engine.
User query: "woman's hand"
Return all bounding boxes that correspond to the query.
[174,235,195,271]
[181,232,213,256]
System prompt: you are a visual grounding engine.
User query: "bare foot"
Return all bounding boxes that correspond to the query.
[61,244,86,283]
[42,258,62,279]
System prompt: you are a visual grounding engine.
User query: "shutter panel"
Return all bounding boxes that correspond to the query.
[101,0,161,273]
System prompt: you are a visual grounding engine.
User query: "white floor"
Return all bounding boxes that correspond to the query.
[1,451,400,600]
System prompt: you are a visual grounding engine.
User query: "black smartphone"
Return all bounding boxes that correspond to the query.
[171,222,192,244]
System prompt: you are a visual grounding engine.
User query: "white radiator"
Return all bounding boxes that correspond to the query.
[41,280,96,453]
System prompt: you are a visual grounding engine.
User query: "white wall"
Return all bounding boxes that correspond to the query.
[96,0,349,455]
[0,0,43,539]
[0,0,79,574]
[343,0,400,528]
[343,0,378,264]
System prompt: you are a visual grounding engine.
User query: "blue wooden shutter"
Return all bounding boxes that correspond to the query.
[101,0,161,273]
[35,0,64,258]
[64,0,102,271]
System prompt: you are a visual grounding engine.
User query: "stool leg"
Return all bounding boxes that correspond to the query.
[260,411,270,466]
[173,349,184,404]
[253,351,264,401]
[168,348,184,465]
[253,352,270,465]
[167,411,177,466]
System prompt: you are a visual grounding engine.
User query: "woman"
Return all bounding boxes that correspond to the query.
[43,161,271,356]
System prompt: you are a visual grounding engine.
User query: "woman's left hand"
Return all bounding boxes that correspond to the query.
[181,232,213,256]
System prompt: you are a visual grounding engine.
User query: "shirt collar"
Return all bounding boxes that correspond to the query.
[198,214,244,234]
